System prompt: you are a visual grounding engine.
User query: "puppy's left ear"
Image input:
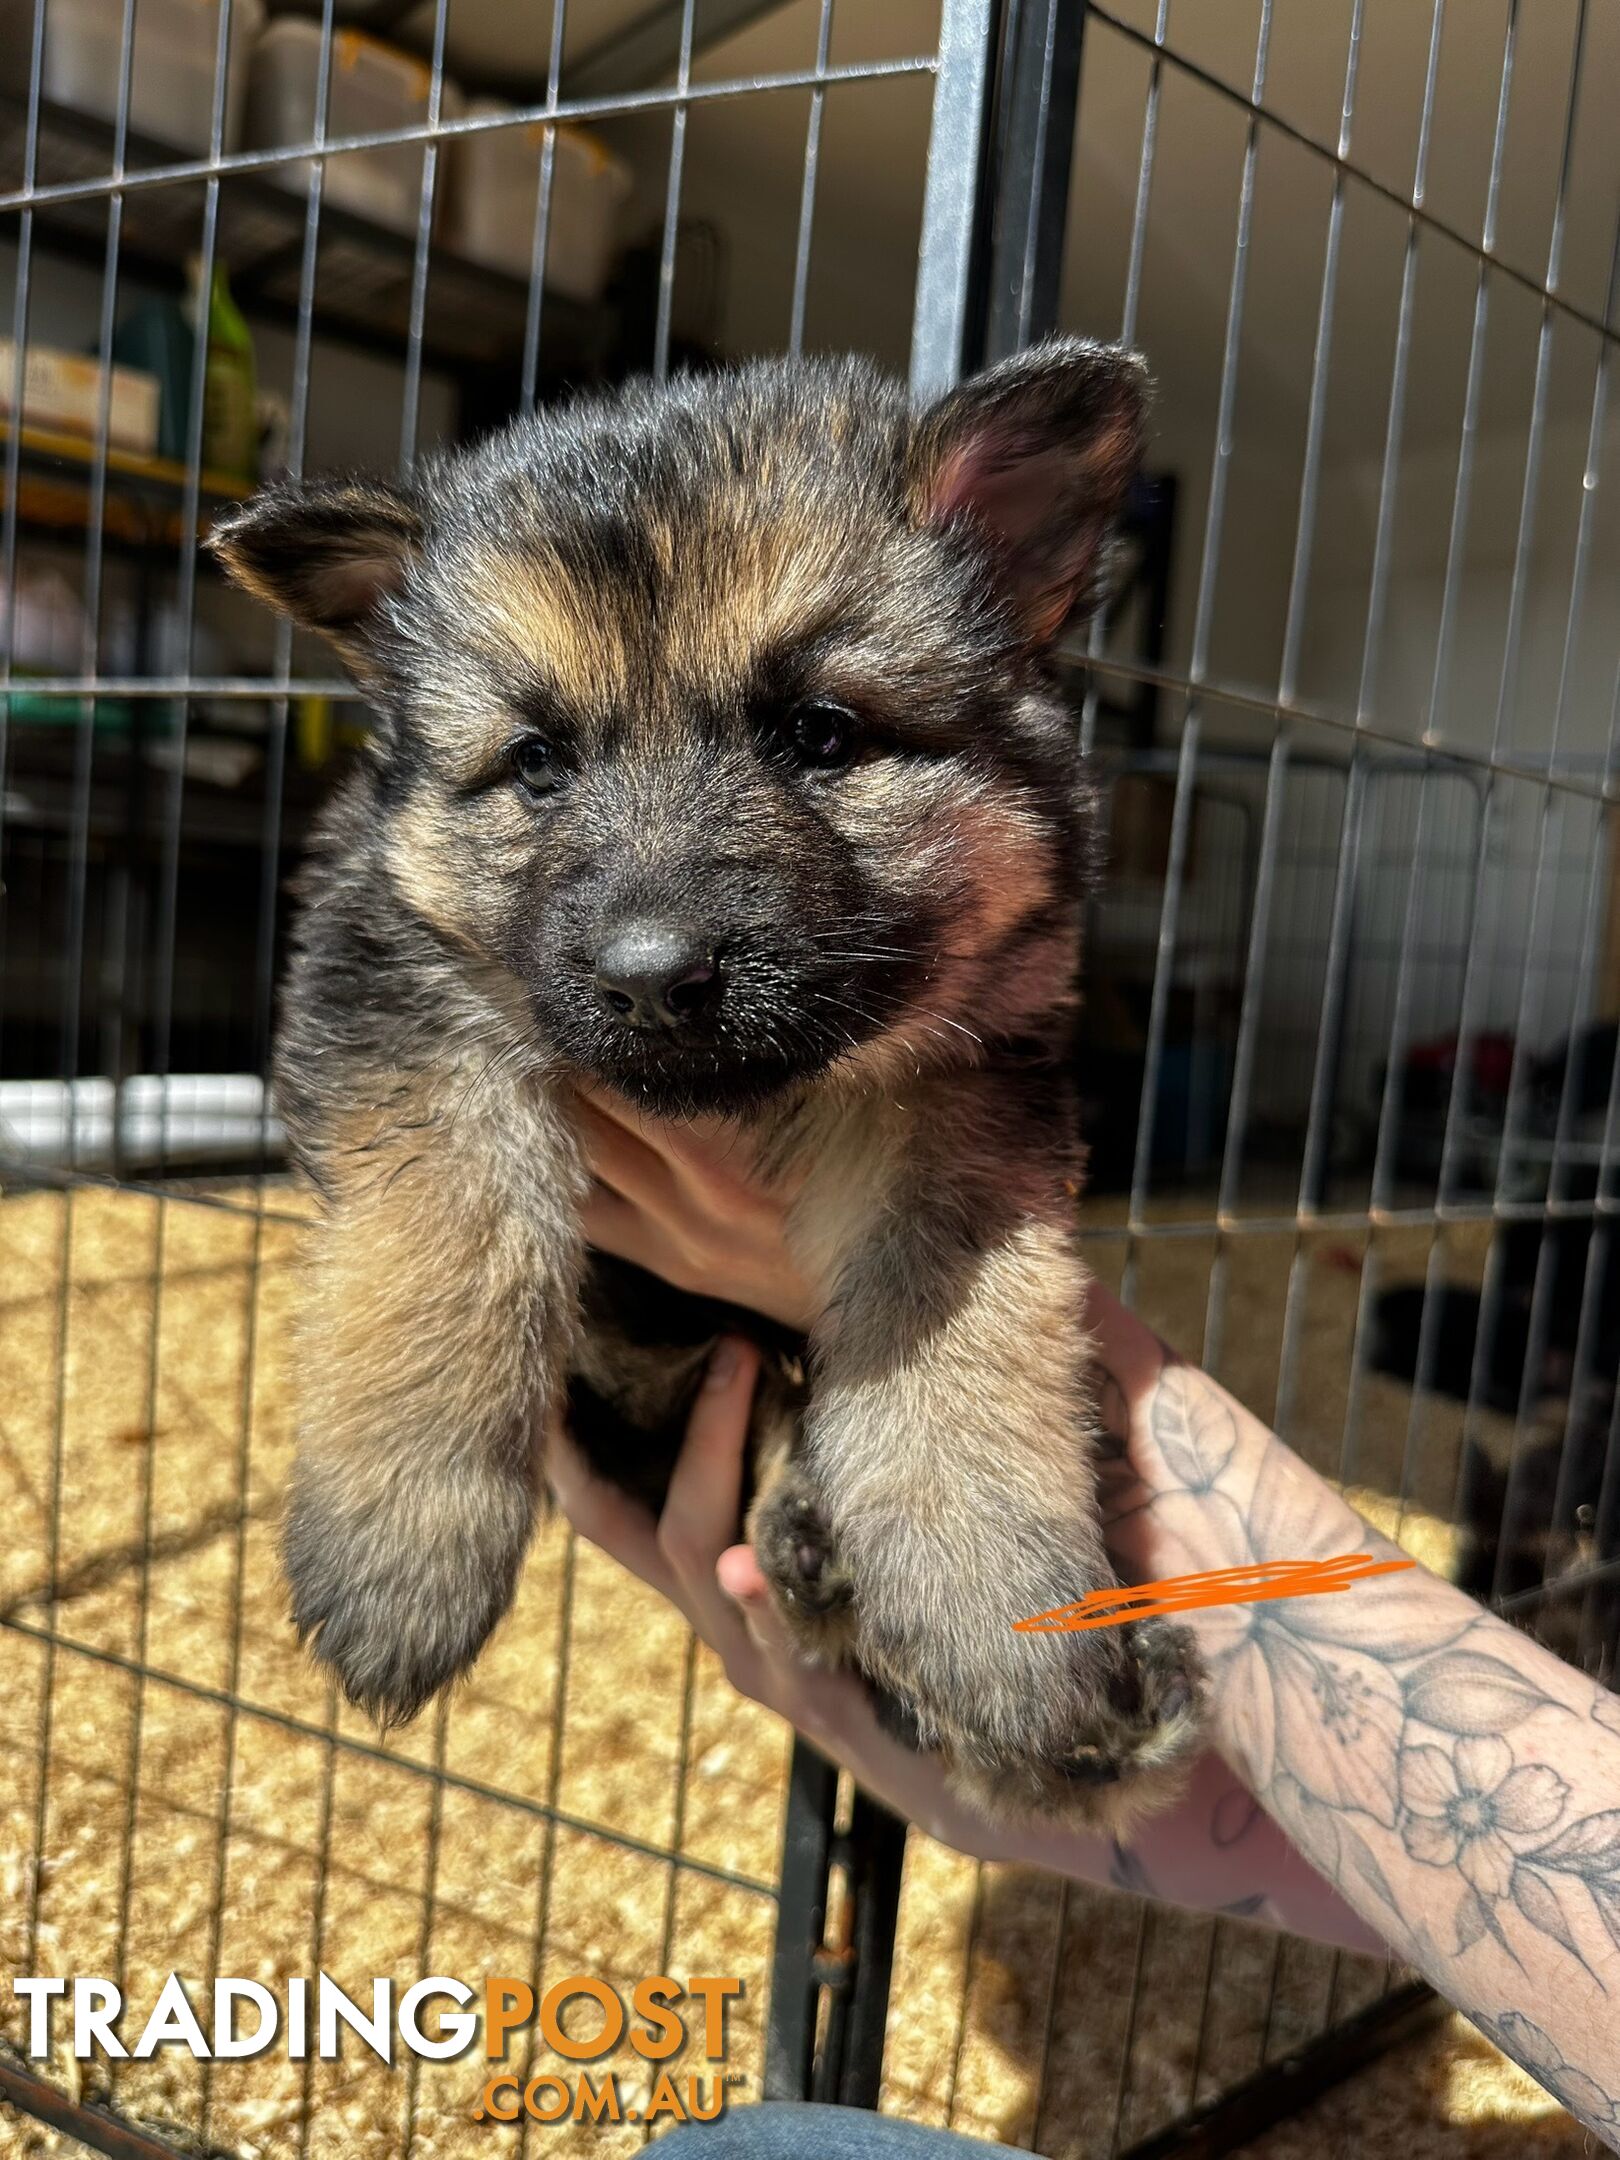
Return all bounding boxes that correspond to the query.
[207,473,424,670]
[910,339,1147,645]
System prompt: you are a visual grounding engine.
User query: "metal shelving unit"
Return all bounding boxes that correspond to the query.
[0,94,612,374]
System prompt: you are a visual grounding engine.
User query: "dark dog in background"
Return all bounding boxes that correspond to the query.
[210,342,1205,1830]
[1368,1021,1619,1674]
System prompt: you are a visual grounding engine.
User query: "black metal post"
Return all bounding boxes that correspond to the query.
[764,1739,838,2100]
[981,0,1086,363]
[1115,1982,1447,2160]
[765,0,1005,2109]
[763,1738,910,2109]
[829,1787,909,2109]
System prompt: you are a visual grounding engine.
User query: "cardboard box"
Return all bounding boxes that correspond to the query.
[246,22,462,236]
[0,338,162,457]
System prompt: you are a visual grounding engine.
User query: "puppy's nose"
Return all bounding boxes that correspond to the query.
[594,922,719,1030]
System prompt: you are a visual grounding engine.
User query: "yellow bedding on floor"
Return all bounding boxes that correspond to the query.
[0,1185,1577,2157]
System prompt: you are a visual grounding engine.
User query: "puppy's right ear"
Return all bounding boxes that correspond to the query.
[207,475,423,662]
[910,339,1147,646]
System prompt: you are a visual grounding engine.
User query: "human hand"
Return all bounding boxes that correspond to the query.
[557,1103,1387,1950]
[545,1335,1383,1950]
[574,1088,816,1332]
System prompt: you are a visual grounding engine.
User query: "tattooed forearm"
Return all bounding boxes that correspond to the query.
[1095,1335,1620,2150]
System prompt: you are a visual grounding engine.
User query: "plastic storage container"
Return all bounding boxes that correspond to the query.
[442,103,630,300]
[0,336,160,454]
[244,21,462,235]
[21,0,264,155]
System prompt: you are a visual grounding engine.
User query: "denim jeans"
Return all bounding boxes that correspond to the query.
[657,2104,1021,2159]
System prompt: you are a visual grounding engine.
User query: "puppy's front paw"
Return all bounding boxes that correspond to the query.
[846,1527,1206,1833]
[950,1614,1206,1833]
[283,1452,536,1726]
[1057,1614,1204,1798]
[749,1469,855,1658]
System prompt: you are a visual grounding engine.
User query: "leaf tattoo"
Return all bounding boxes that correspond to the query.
[1211,1787,1261,1848]
[1530,1810,1620,1875]
[1403,1652,1554,1735]
[1455,1889,1488,1954]
[1148,1374,1237,1492]
[1099,1345,1620,2147]
[1510,1866,1585,1967]
[1338,1819,1401,1920]
[1471,2012,1620,2143]
[1591,1881,1620,1962]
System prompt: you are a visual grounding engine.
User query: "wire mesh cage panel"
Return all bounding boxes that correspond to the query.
[0,6,936,2153]
[1,0,1617,2155]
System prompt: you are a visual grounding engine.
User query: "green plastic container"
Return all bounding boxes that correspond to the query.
[1,688,177,735]
[194,258,258,482]
[113,294,194,464]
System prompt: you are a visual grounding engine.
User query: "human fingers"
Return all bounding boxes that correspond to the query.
[576,1083,783,1204]
[712,1534,860,1740]
[652,1357,856,1719]
[656,1339,760,1607]
[716,1542,770,1604]
[712,1543,855,1728]
[574,1095,681,1216]
[574,1089,768,1281]
[715,1543,820,1666]
[552,1378,875,1809]
[578,1179,688,1283]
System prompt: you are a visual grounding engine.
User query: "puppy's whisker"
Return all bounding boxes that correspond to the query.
[910,1007,985,1049]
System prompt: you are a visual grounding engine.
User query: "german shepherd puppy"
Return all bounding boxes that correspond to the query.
[210,341,1205,1829]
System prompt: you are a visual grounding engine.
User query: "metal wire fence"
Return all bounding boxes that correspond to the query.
[1052,0,1620,2134]
[1,0,1616,2153]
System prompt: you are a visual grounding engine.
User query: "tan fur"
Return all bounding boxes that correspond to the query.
[753,1077,1205,1820]
[281,1047,588,1721]
[305,1100,542,1488]
[459,544,631,719]
[385,793,490,950]
[458,502,855,732]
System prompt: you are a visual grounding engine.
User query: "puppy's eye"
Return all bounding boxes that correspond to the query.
[510,736,561,796]
[787,700,859,770]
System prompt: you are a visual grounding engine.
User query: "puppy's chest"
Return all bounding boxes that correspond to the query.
[776,1098,909,1302]
[774,1055,1080,1291]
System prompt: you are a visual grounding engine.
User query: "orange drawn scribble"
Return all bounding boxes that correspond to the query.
[1013,1552,1415,1633]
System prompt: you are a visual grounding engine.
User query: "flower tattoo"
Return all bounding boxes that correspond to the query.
[1399,1736,1568,1898]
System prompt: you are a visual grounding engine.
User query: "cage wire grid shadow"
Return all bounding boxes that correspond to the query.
[0,0,1617,2154]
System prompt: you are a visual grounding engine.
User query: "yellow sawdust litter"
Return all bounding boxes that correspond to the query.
[0,1184,1576,2157]
[1238,2011,1594,2158]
